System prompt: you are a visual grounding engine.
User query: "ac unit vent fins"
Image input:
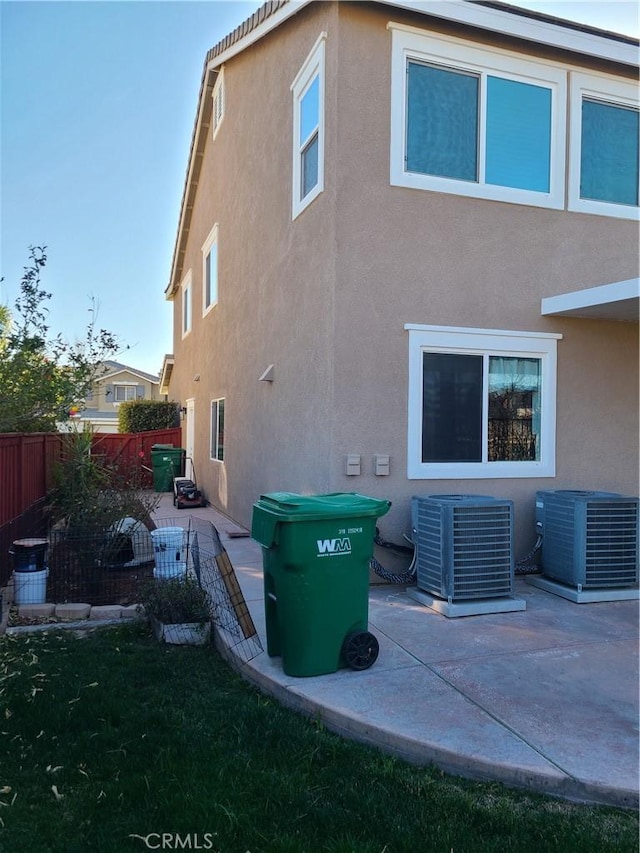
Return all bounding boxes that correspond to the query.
[537,490,639,590]
[411,494,514,602]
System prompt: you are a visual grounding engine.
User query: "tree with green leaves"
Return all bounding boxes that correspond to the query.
[0,246,123,433]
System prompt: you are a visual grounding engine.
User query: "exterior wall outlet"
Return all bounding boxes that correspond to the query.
[374,454,390,476]
[345,454,361,476]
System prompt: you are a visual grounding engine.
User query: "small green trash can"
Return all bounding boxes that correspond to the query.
[251,492,391,677]
[150,445,186,492]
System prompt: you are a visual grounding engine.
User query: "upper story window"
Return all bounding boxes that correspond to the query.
[181,270,192,338]
[291,33,326,220]
[569,72,639,220]
[405,325,561,480]
[202,224,219,315]
[390,26,566,210]
[114,384,140,403]
[212,68,225,139]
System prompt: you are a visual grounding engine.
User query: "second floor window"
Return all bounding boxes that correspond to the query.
[114,385,139,402]
[202,224,219,315]
[291,34,326,219]
[390,27,566,211]
[570,72,639,219]
[181,271,192,338]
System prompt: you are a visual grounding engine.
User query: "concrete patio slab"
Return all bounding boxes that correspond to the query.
[152,495,640,809]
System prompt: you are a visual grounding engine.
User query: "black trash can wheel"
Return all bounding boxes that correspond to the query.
[342,631,379,671]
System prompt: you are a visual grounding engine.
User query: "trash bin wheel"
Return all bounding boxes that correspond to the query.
[342,631,379,671]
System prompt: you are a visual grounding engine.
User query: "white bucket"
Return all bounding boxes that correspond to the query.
[14,568,49,605]
[151,527,186,579]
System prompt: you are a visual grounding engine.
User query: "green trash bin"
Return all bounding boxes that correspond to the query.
[251,492,391,677]
[150,446,186,492]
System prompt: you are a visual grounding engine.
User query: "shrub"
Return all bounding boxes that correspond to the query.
[118,400,180,433]
[140,576,210,624]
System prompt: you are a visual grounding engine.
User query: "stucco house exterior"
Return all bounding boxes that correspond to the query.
[72,360,161,433]
[163,0,639,557]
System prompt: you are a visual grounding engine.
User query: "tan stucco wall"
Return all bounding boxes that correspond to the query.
[169,1,639,557]
[170,3,341,521]
[326,3,639,548]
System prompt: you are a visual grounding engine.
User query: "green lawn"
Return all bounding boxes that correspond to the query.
[0,623,637,853]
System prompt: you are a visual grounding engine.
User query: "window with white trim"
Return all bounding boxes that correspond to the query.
[212,68,225,139]
[210,398,225,462]
[181,270,192,338]
[291,33,326,219]
[202,224,219,315]
[406,325,561,479]
[390,26,566,210]
[568,72,639,220]
[114,384,140,402]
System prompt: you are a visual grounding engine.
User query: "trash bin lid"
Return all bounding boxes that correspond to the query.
[255,492,391,522]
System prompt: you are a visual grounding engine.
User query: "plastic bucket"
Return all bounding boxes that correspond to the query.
[151,527,186,579]
[14,568,49,605]
[9,538,49,572]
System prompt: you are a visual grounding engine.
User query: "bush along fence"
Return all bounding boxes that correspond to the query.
[0,427,182,589]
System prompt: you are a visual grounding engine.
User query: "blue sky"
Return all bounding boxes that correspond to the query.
[1,0,638,378]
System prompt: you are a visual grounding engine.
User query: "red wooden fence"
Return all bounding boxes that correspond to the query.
[0,428,182,528]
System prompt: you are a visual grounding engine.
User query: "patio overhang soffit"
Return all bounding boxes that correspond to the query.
[541,278,639,322]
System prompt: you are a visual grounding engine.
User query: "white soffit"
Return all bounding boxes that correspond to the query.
[541,278,640,321]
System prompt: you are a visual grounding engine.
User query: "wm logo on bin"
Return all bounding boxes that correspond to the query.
[316,538,352,556]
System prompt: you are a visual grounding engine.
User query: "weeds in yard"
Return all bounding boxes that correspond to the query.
[0,625,637,853]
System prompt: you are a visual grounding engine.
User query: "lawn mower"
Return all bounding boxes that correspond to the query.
[173,458,207,509]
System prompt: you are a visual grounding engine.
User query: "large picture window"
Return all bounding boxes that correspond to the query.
[390,27,566,209]
[406,325,560,479]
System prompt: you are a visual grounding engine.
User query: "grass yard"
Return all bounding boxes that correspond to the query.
[0,623,637,853]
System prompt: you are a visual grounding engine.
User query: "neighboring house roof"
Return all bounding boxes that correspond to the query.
[95,360,160,385]
[165,0,640,299]
[159,354,175,396]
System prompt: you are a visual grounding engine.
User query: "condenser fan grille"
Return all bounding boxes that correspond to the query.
[413,495,514,601]
[585,502,639,587]
[538,490,639,589]
[451,506,513,599]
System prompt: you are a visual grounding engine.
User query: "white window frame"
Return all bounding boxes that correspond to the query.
[113,384,139,403]
[212,68,225,140]
[181,270,192,339]
[405,324,561,480]
[568,71,639,221]
[291,32,326,220]
[202,223,219,316]
[210,398,225,463]
[389,24,567,210]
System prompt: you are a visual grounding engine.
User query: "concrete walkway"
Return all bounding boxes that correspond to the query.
[155,497,639,809]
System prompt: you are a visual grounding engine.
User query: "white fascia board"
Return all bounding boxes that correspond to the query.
[206,0,314,72]
[541,278,640,316]
[382,1,639,67]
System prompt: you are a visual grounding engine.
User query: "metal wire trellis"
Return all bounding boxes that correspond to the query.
[156,516,263,662]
